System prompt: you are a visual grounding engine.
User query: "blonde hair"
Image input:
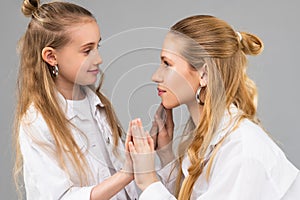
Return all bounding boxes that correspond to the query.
[14,0,123,196]
[170,15,264,199]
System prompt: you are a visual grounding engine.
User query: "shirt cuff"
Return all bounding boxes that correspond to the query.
[139,181,175,200]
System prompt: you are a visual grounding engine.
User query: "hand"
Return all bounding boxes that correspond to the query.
[150,104,175,166]
[150,104,174,150]
[121,122,134,180]
[128,119,159,191]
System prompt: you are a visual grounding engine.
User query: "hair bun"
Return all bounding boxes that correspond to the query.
[21,0,40,17]
[240,32,264,56]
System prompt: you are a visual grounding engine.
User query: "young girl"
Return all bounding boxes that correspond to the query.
[126,15,300,199]
[14,0,138,199]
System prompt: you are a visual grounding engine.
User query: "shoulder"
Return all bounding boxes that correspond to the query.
[215,119,299,197]
[20,104,54,144]
[231,119,284,161]
[215,118,296,173]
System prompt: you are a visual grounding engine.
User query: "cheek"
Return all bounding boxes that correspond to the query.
[57,56,83,82]
[161,91,180,109]
[164,69,197,104]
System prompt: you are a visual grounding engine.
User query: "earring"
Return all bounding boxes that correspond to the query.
[52,65,59,77]
[196,86,205,105]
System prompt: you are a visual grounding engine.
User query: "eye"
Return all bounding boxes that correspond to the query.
[83,49,91,55]
[97,43,101,49]
[163,60,170,67]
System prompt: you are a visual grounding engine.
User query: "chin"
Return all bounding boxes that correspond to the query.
[84,79,97,86]
[161,100,180,109]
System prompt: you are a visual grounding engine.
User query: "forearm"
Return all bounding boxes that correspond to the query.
[90,171,133,200]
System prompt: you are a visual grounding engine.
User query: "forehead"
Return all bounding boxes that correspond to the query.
[161,33,186,61]
[67,20,101,45]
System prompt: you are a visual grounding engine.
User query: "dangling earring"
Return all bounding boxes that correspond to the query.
[52,65,59,77]
[196,86,205,106]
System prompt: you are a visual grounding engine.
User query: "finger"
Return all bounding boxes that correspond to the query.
[156,103,164,117]
[132,119,150,150]
[149,120,158,136]
[128,141,136,154]
[136,118,143,127]
[137,123,149,146]
[146,132,155,151]
[125,121,132,151]
[165,108,173,125]
[155,114,167,135]
[132,124,143,149]
[165,109,174,138]
[150,121,158,148]
[134,119,147,139]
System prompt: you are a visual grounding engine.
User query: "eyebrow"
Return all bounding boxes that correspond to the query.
[161,56,172,62]
[161,56,167,60]
[80,37,102,48]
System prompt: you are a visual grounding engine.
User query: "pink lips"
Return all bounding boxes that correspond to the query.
[87,69,99,75]
[157,88,166,96]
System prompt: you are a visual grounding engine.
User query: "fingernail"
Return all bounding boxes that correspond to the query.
[137,118,142,126]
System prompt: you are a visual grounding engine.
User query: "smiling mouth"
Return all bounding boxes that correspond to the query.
[87,69,99,74]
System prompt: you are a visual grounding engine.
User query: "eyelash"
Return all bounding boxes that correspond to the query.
[84,49,92,55]
[163,60,170,67]
[83,44,101,55]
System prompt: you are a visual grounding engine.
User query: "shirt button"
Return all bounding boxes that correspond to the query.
[106,137,110,144]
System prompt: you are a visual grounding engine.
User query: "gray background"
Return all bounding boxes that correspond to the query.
[1,0,299,198]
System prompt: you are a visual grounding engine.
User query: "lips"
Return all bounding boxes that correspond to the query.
[157,87,166,96]
[87,68,99,74]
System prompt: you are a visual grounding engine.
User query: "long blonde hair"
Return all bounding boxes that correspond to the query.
[14,0,123,195]
[170,15,264,199]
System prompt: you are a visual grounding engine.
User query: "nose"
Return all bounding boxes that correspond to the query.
[151,65,163,83]
[94,50,103,65]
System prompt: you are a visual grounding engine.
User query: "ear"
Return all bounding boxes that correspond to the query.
[198,63,208,87]
[41,47,57,66]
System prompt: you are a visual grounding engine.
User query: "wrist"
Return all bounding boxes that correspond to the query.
[119,169,134,182]
[139,172,159,191]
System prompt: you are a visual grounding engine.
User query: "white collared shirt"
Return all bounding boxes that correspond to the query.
[140,106,300,200]
[19,86,138,200]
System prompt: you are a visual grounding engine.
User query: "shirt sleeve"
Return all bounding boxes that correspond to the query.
[282,171,300,199]
[139,181,176,200]
[19,122,95,200]
[140,156,289,200]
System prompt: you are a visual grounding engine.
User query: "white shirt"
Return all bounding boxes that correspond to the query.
[140,106,300,200]
[65,96,115,175]
[19,86,138,200]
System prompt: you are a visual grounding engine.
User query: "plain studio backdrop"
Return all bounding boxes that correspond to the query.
[1,0,299,198]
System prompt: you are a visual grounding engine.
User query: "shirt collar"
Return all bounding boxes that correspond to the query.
[57,86,105,120]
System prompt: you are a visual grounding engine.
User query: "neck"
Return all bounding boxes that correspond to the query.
[55,80,85,100]
[186,100,203,126]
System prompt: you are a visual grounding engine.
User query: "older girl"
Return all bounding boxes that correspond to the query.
[127,15,299,200]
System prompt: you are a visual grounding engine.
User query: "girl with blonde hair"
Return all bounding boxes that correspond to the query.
[14,0,138,199]
[126,15,299,199]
